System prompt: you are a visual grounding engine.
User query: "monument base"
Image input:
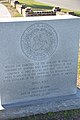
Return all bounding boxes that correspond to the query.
[0,88,80,119]
[0,97,4,111]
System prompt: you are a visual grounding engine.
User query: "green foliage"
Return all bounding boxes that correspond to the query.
[47,112,55,117]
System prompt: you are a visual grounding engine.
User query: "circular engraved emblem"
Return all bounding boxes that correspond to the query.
[21,23,58,61]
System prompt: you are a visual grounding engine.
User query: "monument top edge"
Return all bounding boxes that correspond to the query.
[0,15,79,23]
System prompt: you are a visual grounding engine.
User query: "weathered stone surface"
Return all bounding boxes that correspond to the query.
[0,16,80,119]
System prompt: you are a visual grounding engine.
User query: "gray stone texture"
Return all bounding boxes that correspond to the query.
[0,16,80,119]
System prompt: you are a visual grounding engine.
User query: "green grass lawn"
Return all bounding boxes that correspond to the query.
[61,8,80,17]
[18,0,53,10]
[74,11,80,17]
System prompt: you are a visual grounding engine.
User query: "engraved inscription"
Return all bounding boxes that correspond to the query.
[21,23,58,61]
[2,59,75,98]
[4,59,74,82]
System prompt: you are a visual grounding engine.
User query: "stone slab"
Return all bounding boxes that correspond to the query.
[0,88,80,119]
[0,16,80,119]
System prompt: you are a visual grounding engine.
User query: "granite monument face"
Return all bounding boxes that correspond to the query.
[0,16,80,115]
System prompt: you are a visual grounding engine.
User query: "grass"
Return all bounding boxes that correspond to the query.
[74,11,80,17]
[10,109,80,120]
[61,8,80,17]
[18,0,53,11]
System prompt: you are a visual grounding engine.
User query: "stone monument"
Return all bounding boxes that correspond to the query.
[0,16,80,119]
